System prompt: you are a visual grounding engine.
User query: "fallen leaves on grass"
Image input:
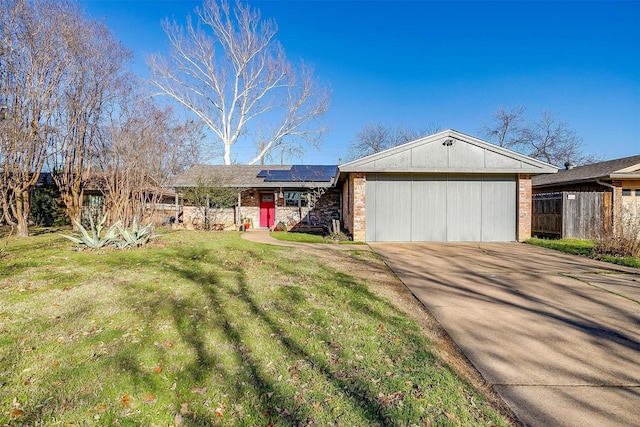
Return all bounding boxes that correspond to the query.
[120,394,131,407]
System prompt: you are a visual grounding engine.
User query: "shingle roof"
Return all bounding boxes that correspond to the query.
[532,155,640,187]
[169,164,338,188]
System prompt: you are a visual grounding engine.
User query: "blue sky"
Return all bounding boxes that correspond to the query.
[82,0,640,164]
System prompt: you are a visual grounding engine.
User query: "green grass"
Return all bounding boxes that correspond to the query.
[527,237,640,268]
[0,230,508,426]
[270,231,365,245]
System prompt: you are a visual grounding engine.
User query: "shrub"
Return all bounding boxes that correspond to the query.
[115,217,158,248]
[61,216,158,250]
[30,182,68,226]
[593,205,640,258]
[60,214,120,249]
[325,230,352,242]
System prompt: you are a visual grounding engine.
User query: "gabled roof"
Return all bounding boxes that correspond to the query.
[533,155,640,187]
[338,129,558,174]
[169,164,338,189]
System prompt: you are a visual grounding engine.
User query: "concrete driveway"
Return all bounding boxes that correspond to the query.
[369,242,640,427]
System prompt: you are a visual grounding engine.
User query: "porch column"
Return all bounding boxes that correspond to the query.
[174,193,179,224]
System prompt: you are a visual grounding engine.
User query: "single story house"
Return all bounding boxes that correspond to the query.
[172,129,557,242]
[532,155,640,238]
[169,164,340,230]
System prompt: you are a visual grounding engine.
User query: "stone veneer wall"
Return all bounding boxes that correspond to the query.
[517,174,532,241]
[237,188,341,229]
[342,178,353,235]
[238,190,259,227]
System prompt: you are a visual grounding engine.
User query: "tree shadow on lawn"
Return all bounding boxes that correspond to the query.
[133,244,444,426]
[1,235,502,426]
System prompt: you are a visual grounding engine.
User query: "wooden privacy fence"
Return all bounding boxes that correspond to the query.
[532,192,611,239]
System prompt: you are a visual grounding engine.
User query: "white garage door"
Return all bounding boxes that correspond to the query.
[366,173,516,242]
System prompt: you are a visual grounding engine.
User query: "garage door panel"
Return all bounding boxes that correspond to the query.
[482,175,516,241]
[365,174,377,242]
[412,174,447,241]
[447,176,482,241]
[367,174,412,241]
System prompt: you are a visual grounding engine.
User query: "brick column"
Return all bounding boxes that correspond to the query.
[517,174,532,242]
[352,173,367,242]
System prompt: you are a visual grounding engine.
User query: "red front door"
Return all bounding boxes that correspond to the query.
[260,193,275,227]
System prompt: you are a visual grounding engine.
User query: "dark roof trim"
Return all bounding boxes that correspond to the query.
[532,155,640,187]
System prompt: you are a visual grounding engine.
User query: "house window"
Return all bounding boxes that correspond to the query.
[636,189,640,197]
[622,189,632,196]
[84,194,104,208]
[284,192,308,207]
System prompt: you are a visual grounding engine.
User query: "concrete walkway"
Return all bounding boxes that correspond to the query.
[240,229,371,251]
[370,242,640,427]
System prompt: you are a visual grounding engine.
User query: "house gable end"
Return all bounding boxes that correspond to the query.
[339,129,557,174]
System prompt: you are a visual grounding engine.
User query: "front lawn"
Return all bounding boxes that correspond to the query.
[527,237,640,268]
[270,231,364,244]
[0,230,509,426]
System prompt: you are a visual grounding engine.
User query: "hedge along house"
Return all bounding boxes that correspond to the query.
[169,164,340,230]
[337,129,558,242]
[532,155,640,238]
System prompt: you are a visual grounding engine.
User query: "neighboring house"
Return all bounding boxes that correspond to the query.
[80,173,178,225]
[338,129,557,242]
[33,172,175,224]
[169,164,339,230]
[532,155,640,238]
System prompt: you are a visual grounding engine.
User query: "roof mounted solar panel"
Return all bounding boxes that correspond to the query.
[257,165,338,182]
[262,170,292,181]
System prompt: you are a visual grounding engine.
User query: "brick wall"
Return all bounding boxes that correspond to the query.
[236,188,341,230]
[350,173,366,242]
[517,174,532,241]
[284,188,341,228]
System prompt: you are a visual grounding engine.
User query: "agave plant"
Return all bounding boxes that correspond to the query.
[115,217,157,248]
[60,214,120,249]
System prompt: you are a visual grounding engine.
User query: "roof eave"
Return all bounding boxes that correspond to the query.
[609,173,640,179]
[171,182,335,189]
[339,167,557,174]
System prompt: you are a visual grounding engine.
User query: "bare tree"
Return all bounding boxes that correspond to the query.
[483,107,597,167]
[95,86,202,226]
[0,0,69,236]
[346,123,441,161]
[181,173,240,230]
[481,106,528,150]
[148,0,330,165]
[48,8,132,229]
[524,111,596,166]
